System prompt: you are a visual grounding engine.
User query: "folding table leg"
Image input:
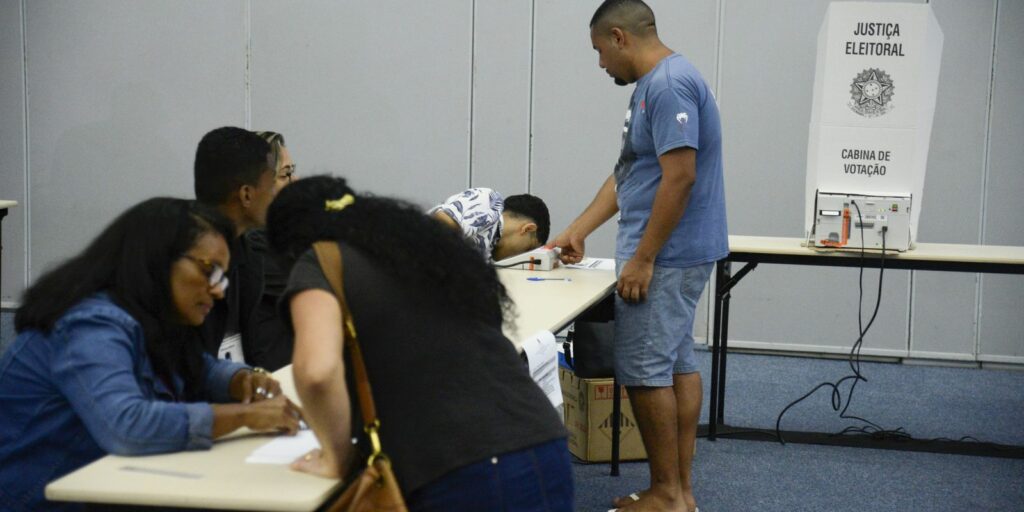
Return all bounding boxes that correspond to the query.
[708,260,729,440]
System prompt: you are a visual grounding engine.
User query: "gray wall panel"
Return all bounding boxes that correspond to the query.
[531,0,629,260]
[728,266,911,355]
[0,0,1019,364]
[651,0,719,88]
[0,0,25,303]
[250,0,472,209]
[719,0,829,239]
[25,1,246,281]
[978,275,1024,360]
[979,0,1024,360]
[910,1,996,358]
[470,0,532,195]
[909,272,978,359]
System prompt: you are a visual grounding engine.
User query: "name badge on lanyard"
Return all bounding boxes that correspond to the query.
[218,333,245,363]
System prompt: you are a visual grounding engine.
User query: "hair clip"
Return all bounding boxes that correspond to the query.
[325,194,355,212]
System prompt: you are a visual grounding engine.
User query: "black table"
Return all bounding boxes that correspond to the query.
[708,235,1024,458]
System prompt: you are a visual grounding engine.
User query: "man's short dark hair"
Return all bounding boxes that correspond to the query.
[194,127,274,205]
[504,194,550,245]
[590,0,657,36]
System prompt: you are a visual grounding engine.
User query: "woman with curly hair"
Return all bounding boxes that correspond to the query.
[267,175,573,511]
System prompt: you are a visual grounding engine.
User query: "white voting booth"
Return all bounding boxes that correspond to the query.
[805,2,943,251]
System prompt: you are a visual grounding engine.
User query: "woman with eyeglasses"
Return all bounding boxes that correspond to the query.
[256,131,297,193]
[0,198,303,511]
[266,176,573,511]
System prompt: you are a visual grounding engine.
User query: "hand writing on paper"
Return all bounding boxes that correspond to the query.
[231,368,283,403]
[245,395,304,435]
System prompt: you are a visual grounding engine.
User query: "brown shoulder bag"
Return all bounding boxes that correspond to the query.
[313,241,408,512]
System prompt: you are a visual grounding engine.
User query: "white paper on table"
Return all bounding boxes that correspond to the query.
[245,429,321,464]
[521,330,562,409]
[565,257,614,271]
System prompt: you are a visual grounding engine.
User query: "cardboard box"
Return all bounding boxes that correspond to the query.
[559,367,647,462]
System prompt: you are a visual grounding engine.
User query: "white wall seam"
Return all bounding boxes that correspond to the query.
[468,0,476,188]
[975,0,1001,357]
[20,0,30,290]
[245,0,253,129]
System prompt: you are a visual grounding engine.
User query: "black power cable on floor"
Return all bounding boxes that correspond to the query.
[775,199,893,444]
[771,200,1008,450]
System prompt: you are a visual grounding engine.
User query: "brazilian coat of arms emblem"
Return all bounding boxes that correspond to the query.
[849,68,894,117]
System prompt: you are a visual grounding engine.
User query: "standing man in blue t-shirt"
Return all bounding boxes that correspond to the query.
[549,1,727,510]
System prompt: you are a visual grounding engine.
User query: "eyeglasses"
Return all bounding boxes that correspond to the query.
[183,255,229,293]
[277,164,296,183]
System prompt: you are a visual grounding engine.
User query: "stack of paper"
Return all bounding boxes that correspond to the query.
[566,257,615,271]
[245,429,320,465]
[521,330,562,408]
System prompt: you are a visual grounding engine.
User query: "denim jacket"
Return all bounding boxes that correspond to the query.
[0,293,246,511]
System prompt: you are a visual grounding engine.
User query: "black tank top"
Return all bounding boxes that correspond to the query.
[281,242,566,492]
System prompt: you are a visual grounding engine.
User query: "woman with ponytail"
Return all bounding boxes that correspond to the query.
[267,175,573,511]
[0,198,302,511]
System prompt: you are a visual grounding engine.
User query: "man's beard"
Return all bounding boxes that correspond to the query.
[614,77,628,86]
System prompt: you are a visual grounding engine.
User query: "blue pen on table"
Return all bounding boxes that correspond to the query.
[527,277,572,282]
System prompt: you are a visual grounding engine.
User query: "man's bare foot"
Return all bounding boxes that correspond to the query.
[613,488,698,511]
[612,490,647,508]
[681,489,698,512]
[615,491,686,512]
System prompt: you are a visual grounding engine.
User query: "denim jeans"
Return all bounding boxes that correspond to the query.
[614,261,714,387]
[406,438,574,512]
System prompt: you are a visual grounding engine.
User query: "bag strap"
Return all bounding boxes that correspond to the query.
[312,241,379,427]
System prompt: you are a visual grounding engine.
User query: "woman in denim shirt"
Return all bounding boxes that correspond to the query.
[0,198,303,511]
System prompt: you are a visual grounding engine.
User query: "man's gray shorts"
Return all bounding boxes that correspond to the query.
[614,260,714,387]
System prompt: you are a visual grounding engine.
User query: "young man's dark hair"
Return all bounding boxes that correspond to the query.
[504,194,551,245]
[194,127,274,205]
[192,126,290,371]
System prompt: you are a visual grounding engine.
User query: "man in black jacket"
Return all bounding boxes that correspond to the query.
[193,126,292,371]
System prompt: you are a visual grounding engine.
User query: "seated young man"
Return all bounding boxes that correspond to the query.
[193,127,292,371]
[429,188,550,261]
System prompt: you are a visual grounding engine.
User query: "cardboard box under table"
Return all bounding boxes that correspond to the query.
[560,367,647,462]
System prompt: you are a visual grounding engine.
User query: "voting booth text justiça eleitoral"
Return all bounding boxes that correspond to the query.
[805,1,943,252]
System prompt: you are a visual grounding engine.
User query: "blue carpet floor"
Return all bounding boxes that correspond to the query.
[571,349,1024,511]
[573,441,1024,512]
[716,350,1024,445]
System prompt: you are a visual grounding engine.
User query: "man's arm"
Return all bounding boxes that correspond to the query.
[617,147,696,302]
[548,174,619,263]
[430,189,504,259]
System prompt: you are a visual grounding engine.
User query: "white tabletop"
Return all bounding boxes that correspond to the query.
[499,263,617,349]
[0,200,17,209]
[728,235,1024,266]
[46,263,616,510]
[45,367,338,511]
